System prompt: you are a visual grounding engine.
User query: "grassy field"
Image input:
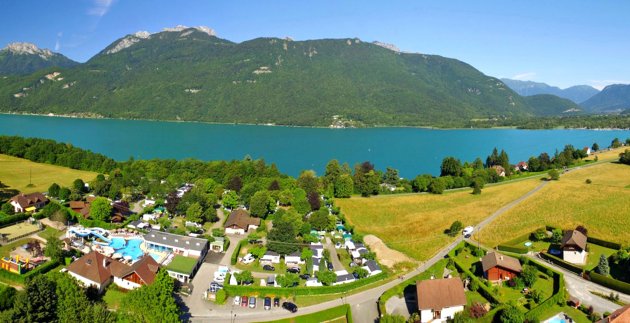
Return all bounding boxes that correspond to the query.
[257,304,351,323]
[481,161,630,247]
[0,154,97,194]
[336,179,540,260]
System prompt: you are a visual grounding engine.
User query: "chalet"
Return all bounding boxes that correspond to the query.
[345,240,356,251]
[9,192,48,213]
[584,147,592,156]
[66,251,158,293]
[285,251,304,267]
[597,304,630,322]
[515,161,528,172]
[312,257,321,273]
[69,200,91,219]
[481,252,522,282]
[260,251,281,264]
[362,260,382,276]
[491,165,506,177]
[223,209,260,235]
[561,230,588,264]
[333,270,356,285]
[417,277,466,323]
[310,243,324,258]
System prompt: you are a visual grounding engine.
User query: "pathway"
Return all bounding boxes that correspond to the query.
[211,208,226,230]
[324,237,344,271]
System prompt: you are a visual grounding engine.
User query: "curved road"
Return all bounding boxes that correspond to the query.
[190,180,551,322]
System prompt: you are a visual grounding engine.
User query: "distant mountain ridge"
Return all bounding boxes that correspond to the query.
[0,27,581,127]
[501,78,599,104]
[0,42,78,75]
[581,84,630,113]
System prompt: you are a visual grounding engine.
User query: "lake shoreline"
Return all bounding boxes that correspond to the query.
[1,111,627,131]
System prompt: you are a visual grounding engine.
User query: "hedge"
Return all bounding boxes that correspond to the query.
[587,237,622,250]
[231,239,248,265]
[0,213,30,228]
[497,244,529,254]
[0,260,60,284]
[540,252,583,275]
[224,272,387,297]
[526,266,565,320]
[450,258,500,304]
[589,271,630,295]
[499,230,538,247]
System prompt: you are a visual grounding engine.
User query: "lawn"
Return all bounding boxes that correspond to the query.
[0,237,37,257]
[166,255,198,274]
[584,243,617,271]
[256,304,351,323]
[481,162,630,247]
[0,154,97,194]
[336,179,540,260]
[103,286,129,310]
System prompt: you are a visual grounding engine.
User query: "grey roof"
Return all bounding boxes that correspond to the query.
[288,251,301,257]
[358,248,369,255]
[312,257,320,266]
[355,242,365,249]
[143,231,208,252]
[265,250,279,257]
[365,260,381,272]
[310,244,324,250]
[267,276,275,284]
[336,273,355,283]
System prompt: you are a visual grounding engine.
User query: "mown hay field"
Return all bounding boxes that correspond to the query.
[481,161,630,247]
[0,154,97,194]
[335,179,541,260]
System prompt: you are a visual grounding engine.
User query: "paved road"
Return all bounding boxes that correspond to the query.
[189,180,550,322]
[325,237,345,271]
[212,208,227,230]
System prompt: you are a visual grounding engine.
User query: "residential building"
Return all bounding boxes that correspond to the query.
[417,277,466,323]
[362,260,382,276]
[210,237,225,252]
[223,209,261,235]
[143,231,208,283]
[481,252,522,282]
[598,304,630,322]
[561,230,588,264]
[9,192,48,213]
[260,251,281,264]
[333,270,356,285]
[285,251,303,267]
[310,243,324,258]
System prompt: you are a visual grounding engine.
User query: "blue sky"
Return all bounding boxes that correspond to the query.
[2,0,629,89]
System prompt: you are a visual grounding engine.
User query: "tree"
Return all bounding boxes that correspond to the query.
[353,267,369,279]
[532,228,546,241]
[72,178,85,193]
[551,229,563,243]
[334,174,353,198]
[307,191,321,210]
[12,275,58,322]
[44,234,63,262]
[597,254,610,276]
[592,143,599,152]
[472,178,483,195]
[383,167,399,185]
[276,273,300,287]
[186,202,203,223]
[441,157,462,177]
[1,202,14,215]
[611,138,622,148]
[215,289,227,304]
[58,187,71,200]
[119,269,180,322]
[428,178,446,194]
[297,170,319,194]
[0,286,17,311]
[250,245,267,259]
[267,218,299,254]
[89,197,112,221]
[412,174,432,192]
[268,180,281,191]
[448,221,463,237]
[620,149,630,165]
[227,176,243,192]
[317,270,337,286]
[165,192,180,214]
[234,270,253,285]
[499,305,525,323]
[48,183,60,198]
[548,169,560,180]
[324,159,342,186]
[278,189,293,205]
[522,265,538,287]
[250,190,273,217]
[222,190,239,209]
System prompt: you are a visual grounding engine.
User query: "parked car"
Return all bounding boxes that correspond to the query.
[462,226,474,236]
[287,267,300,274]
[299,274,310,280]
[249,297,257,309]
[233,296,241,306]
[327,262,334,271]
[249,239,262,244]
[209,282,223,292]
[273,297,280,307]
[242,253,255,264]
[241,296,248,307]
[263,265,275,271]
[282,302,298,313]
[352,272,360,279]
[264,297,271,310]
[349,261,357,267]
[335,242,342,249]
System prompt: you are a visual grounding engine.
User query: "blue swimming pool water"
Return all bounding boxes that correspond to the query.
[109,238,144,261]
[547,317,566,323]
[149,252,161,262]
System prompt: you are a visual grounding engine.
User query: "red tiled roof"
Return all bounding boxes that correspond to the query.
[417,278,466,310]
[10,192,48,208]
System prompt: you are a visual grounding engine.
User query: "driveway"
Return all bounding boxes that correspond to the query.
[325,237,344,271]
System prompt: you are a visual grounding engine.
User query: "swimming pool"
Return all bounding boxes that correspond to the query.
[149,252,162,263]
[544,313,569,323]
[109,238,144,261]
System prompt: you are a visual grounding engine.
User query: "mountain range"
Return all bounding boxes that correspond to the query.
[0,26,621,127]
[500,78,599,104]
[0,42,77,75]
[581,84,630,113]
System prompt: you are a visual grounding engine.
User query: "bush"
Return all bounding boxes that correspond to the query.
[585,179,592,184]
[0,213,30,228]
[589,271,630,294]
[231,239,248,265]
[497,244,529,254]
[215,289,227,304]
[447,221,463,237]
[587,237,622,250]
[548,169,560,180]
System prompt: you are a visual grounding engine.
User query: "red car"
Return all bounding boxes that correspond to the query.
[241,296,248,307]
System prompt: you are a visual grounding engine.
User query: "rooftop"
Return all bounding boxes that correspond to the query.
[417,278,466,310]
[143,231,207,252]
[165,255,198,274]
[481,252,522,273]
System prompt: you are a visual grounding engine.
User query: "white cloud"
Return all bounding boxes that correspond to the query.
[54,32,63,51]
[87,0,114,17]
[511,72,536,81]
[589,80,630,91]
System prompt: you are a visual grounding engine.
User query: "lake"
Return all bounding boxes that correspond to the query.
[0,114,628,178]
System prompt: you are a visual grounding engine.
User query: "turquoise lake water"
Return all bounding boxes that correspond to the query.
[0,114,628,177]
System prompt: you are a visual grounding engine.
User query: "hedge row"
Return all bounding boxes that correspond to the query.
[450,257,500,304]
[587,237,622,250]
[540,252,583,275]
[231,239,248,265]
[0,213,30,228]
[589,271,630,295]
[497,244,529,254]
[526,267,565,320]
[0,260,60,284]
[224,272,387,297]
[499,230,539,247]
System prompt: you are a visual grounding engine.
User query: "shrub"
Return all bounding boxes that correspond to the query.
[585,179,592,184]
[497,244,528,254]
[548,169,560,180]
[447,221,463,237]
[469,279,479,292]
[215,289,227,304]
[469,302,487,318]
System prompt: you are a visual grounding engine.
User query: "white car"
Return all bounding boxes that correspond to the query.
[462,226,474,236]
[233,296,241,306]
[241,253,255,264]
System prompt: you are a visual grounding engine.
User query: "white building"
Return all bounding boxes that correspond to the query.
[260,251,281,264]
[333,270,356,285]
[223,209,260,235]
[284,251,304,267]
[561,230,588,264]
[143,231,208,258]
[417,278,466,323]
[310,243,324,258]
[362,260,382,276]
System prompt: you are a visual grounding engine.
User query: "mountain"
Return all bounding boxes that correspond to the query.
[501,79,599,104]
[0,26,576,127]
[522,94,581,116]
[0,42,78,75]
[581,84,630,113]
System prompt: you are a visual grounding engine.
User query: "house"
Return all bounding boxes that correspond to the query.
[223,209,261,235]
[284,251,304,267]
[584,147,592,156]
[310,243,324,258]
[143,231,208,283]
[491,165,506,177]
[417,277,466,323]
[209,237,225,253]
[561,230,588,264]
[333,270,356,285]
[9,192,48,213]
[260,251,281,264]
[481,252,522,282]
[306,278,323,287]
[345,240,356,251]
[66,251,158,293]
[362,260,382,276]
[312,257,321,273]
[69,201,91,219]
[515,161,528,172]
[598,304,630,322]
[127,220,149,230]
